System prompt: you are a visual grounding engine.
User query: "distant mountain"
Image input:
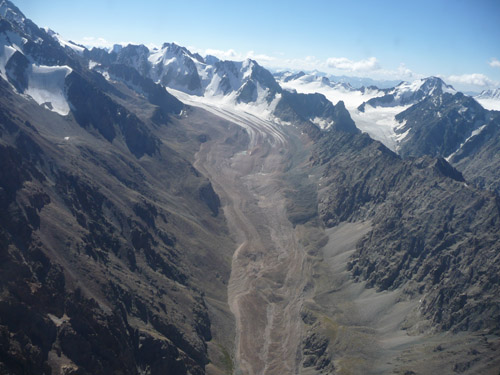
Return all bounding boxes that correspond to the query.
[87,45,357,133]
[274,70,400,89]
[276,71,384,111]
[44,28,85,54]
[86,43,204,93]
[206,58,283,104]
[328,74,400,89]
[353,77,500,193]
[358,77,456,111]
[474,88,500,111]
[277,71,355,91]
[476,88,500,100]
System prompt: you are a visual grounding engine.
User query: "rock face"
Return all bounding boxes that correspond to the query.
[65,71,160,158]
[390,86,500,195]
[275,91,358,133]
[0,74,238,374]
[105,63,184,121]
[395,92,490,158]
[0,3,238,373]
[449,116,500,194]
[354,72,500,198]
[314,128,500,334]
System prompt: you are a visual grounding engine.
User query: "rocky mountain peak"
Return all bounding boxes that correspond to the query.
[204,54,220,65]
[476,87,500,100]
[0,0,25,26]
[419,76,456,95]
[246,59,282,93]
[161,42,204,64]
[358,76,456,111]
[282,71,306,82]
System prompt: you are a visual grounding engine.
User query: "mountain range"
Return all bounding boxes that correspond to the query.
[1,1,499,374]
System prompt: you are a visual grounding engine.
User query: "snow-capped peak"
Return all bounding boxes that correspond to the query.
[159,42,205,64]
[392,76,455,100]
[278,71,355,92]
[474,88,500,111]
[420,76,456,95]
[358,76,457,112]
[43,28,85,54]
[476,88,500,100]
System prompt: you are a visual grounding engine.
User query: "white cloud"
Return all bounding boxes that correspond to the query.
[245,50,276,63]
[199,48,276,64]
[326,56,380,72]
[397,63,413,77]
[78,36,115,49]
[74,36,146,49]
[204,48,240,60]
[446,73,497,87]
[76,37,152,50]
[489,58,500,68]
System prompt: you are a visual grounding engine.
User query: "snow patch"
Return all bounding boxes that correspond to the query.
[311,116,331,130]
[395,128,410,145]
[47,313,70,327]
[0,30,27,79]
[445,124,488,161]
[0,43,16,78]
[47,29,85,54]
[25,65,72,115]
[88,60,99,69]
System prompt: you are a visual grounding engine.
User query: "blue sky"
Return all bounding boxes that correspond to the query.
[12,0,500,91]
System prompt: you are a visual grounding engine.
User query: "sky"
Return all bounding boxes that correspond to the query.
[11,0,500,92]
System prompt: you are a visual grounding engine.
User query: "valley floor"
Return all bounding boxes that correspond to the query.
[192,104,312,374]
[179,100,500,375]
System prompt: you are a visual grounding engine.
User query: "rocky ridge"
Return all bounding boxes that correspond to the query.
[313,128,500,335]
[0,2,240,373]
[85,43,353,132]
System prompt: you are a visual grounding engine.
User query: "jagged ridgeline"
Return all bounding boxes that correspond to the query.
[0,1,499,374]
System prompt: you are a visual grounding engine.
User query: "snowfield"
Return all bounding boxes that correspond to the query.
[279,74,384,110]
[277,73,411,151]
[350,105,410,151]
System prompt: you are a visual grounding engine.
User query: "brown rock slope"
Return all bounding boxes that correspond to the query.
[0,70,240,374]
[308,128,500,373]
